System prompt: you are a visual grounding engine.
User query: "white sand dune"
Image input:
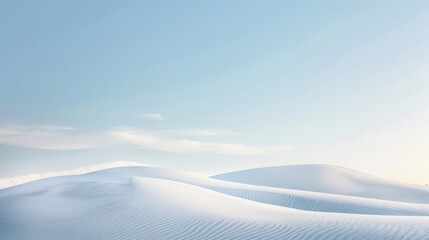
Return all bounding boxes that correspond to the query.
[213,164,429,204]
[1,162,429,239]
[88,166,429,216]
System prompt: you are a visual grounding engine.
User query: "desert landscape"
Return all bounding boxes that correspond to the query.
[2,1,429,239]
[1,162,429,239]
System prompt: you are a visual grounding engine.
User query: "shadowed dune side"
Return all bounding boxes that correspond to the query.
[207,186,429,216]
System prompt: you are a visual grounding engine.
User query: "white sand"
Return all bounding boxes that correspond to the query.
[1,162,428,239]
[213,164,429,204]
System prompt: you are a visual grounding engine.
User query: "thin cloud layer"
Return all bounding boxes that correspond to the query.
[0,124,292,155]
[0,124,100,150]
[110,128,291,155]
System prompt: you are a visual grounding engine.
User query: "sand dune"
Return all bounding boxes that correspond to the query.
[213,164,429,204]
[84,165,429,216]
[1,162,429,239]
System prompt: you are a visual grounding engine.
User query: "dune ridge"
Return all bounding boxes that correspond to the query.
[213,164,429,204]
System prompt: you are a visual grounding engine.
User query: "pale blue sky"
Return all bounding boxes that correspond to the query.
[1,1,429,184]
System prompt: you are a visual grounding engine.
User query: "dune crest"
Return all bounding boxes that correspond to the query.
[213,164,429,203]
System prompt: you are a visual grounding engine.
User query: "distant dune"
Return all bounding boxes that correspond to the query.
[213,164,429,204]
[1,162,428,239]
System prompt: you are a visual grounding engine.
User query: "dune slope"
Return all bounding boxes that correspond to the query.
[1,163,429,240]
[212,164,429,204]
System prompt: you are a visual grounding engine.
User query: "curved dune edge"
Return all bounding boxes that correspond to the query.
[1,175,429,240]
[2,164,429,217]
[92,166,429,216]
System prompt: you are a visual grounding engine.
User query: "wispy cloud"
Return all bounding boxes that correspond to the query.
[110,128,291,155]
[0,124,104,150]
[0,124,292,155]
[0,124,75,133]
[139,113,165,121]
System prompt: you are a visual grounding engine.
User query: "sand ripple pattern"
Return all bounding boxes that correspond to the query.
[1,166,429,240]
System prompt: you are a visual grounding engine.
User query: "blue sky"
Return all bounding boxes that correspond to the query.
[1,1,429,184]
